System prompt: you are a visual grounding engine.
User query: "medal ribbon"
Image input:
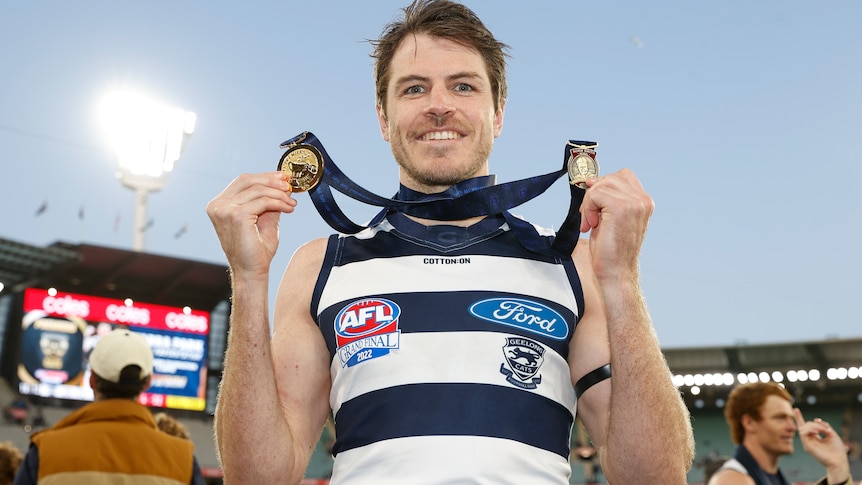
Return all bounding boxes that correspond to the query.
[280,132,589,256]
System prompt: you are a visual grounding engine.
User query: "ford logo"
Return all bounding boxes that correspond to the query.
[469,298,568,340]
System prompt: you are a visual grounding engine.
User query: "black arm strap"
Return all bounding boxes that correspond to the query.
[574,363,611,399]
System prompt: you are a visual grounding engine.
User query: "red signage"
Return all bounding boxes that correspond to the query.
[23,288,209,335]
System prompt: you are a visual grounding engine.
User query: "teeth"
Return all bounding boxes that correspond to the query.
[422,131,460,141]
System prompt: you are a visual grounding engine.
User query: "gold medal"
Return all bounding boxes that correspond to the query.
[566,142,599,189]
[277,144,324,192]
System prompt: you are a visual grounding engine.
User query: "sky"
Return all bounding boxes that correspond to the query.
[1,1,860,349]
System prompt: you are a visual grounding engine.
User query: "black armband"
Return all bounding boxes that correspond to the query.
[817,476,852,485]
[574,363,611,399]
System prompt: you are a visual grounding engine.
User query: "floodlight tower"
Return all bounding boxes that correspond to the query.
[99,90,196,251]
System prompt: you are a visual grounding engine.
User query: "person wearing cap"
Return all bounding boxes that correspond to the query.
[708,382,853,485]
[13,329,205,485]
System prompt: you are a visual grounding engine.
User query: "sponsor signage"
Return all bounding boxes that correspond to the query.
[17,288,210,411]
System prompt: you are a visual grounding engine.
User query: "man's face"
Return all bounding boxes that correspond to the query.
[748,395,797,457]
[377,33,504,193]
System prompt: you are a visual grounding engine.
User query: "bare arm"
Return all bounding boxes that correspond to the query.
[207,172,330,483]
[571,169,694,484]
[794,409,852,485]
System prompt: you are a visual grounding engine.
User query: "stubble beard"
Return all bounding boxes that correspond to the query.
[763,438,794,458]
[390,134,492,191]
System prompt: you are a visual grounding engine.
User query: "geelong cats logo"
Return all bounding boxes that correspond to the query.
[334,298,401,368]
[500,337,545,389]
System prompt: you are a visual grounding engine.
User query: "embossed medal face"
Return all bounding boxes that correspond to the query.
[277,145,324,192]
[567,152,599,189]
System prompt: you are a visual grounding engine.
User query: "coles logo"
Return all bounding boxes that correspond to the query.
[334,298,401,368]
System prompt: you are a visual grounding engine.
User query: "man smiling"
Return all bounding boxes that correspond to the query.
[709,382,852,485]
[207,1,694,483]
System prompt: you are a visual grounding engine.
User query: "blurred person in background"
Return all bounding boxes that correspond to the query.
[0,441,23,485]
[708,381,852,485]
[155,412,192,441]
[13,329,205,485]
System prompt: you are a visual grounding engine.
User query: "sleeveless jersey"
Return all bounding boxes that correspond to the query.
[311,212,585,484]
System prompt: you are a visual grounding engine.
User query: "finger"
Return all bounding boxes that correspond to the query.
[208,190,297,233]
[811,417,834,437]
[578,177,603,232]
[226,173,295,204]
[579,202,600,233]
[794,408,806,429]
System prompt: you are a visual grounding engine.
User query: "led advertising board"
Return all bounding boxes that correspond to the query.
[18,288,209,411]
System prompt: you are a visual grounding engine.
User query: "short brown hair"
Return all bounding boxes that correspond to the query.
[370,0,509,116]
[724,382,793,444]
[0,441,23,485]
[154,412,191,440]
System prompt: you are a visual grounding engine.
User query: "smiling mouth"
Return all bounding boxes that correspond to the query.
[420,130,461,141]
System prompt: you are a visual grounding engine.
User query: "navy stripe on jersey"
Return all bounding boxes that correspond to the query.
[319,290,574,360]
[311,234,341,320]
[563,262,585,320]
[338,221,562,265]
[332,382,573,458]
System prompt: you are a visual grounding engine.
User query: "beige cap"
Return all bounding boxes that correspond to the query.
[89,329,154,383]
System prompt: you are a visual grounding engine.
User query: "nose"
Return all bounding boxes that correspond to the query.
[426,86,455,119]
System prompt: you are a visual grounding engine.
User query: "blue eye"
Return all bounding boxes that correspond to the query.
[405,85,426,95]
[454,83,473,92]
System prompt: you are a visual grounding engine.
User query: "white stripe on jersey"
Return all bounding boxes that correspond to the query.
[319,254,580,318]
[329,331,576,417]
[331,435,572,485]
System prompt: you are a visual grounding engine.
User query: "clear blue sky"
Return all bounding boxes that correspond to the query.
[1,1,860,348]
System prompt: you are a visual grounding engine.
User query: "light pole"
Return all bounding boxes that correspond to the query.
[98,89,196,251]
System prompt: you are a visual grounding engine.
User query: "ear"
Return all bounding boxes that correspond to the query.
[144,374,153,391]
[741,414,757,433]
[493,100,505,138]
[89,372,97,389]
[376,103,390,141]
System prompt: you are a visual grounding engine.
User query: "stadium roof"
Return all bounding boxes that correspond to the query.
[0,237,81,294]
[665,339,862,376]
[665,339,862,407]
[0,237,230,311]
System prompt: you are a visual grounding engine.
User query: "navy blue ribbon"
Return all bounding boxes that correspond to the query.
[280,132,590,256]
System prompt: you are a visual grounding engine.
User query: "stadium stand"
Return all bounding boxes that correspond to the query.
[1,237,860,484]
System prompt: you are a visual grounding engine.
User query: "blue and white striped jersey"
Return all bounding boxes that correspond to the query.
[311,212,585,484]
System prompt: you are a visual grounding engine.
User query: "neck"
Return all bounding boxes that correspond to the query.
[398,174,496,198]
[395,174,497,227]
[742,440,781,474]
[403,214,486,227]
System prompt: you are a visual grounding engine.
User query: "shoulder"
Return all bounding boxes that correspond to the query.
[278,237,331,284]
[570,236,592,268]
[708,458,754,485]
[275,237,330,310]
[290,237,330,268]
[569,237,599,322]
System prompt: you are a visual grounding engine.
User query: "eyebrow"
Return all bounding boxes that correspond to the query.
[393,71,485,88]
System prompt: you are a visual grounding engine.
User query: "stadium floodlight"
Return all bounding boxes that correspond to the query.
[98,88,196,251]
